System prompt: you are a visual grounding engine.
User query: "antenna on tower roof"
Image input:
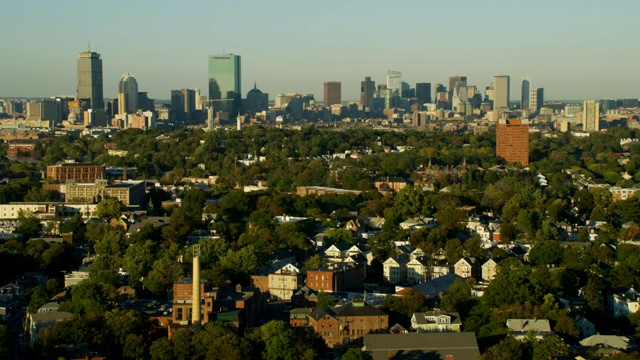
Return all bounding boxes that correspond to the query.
[88,40,91,51]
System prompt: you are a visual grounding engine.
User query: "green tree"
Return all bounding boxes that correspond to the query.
[316,291,336,312]
[144,257,184,296]
[342,347,373,360]
[528,240,564,266]
[95,198,126,219]
[482,337,526,360]
[28,286,50,314]
[16,209,43,240]
[261,321,297,360]
[123,334,146,360]
[303,254,326,271]
[150,338,174,360]
[532,336,568,360]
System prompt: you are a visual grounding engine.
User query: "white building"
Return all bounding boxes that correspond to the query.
[612,288,640,319]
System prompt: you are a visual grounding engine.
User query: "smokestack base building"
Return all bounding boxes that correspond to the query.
[496,119,530,166]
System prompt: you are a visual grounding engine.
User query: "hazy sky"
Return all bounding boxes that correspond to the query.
[1,0,638,102]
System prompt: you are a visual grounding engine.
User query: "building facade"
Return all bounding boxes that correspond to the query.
[64,179,146,206]
[493,75,510,110]
[415,83,431,105]
[306,263,364,292]
[583,100,600,132]
[208,54,241,118]
[77,50,104,110]
[46,162,106,183]
[324,81,341,107]
[360,77,375,109]
[521,77,531,110]
[496,118,530,166]
[118,73,138,114]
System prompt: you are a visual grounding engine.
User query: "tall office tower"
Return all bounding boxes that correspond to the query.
[208,54,241,118]
[583,100,600,132]
[324,81,341,106]
[387,71,402,97]
[26,102,42,121]
[600,99,617,112]
[41,98,63,125]
[448,76,467,103]
[137,92,154,112]
[521,77,531,110]
[493,75,510,110]
[415,83,431,104]
[118,73,138,114]
[451,81,467,112]
[171,90,184,121]
[400,82,414,98]
[77,50,104,110]
[496,119,530,166]
[360,77,375,109]
[529,88,544,113]
[170,89,196,122]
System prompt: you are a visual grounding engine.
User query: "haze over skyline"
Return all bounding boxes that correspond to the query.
[1,0,638,102]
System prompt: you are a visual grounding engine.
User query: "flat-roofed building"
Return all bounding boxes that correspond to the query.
[496,118,529,166]
[46,162,105,183]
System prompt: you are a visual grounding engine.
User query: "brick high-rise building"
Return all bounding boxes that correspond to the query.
[496,119,529,165]
[324,81,341,107]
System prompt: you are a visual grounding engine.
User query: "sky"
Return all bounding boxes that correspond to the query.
[1,0,638,102]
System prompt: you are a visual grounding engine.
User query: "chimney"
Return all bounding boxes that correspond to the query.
[122,166,127,181]
[192,245,201,328]
[445,355,454,360]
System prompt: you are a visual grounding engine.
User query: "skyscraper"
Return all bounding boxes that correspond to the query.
[583,100,600,132]
[324,81,341,107]
[118,73,138,114]
[360,77,375,109]
[529,88,544,113]
[387,71,402,97]
[521,77,531,110]
[415,83,431,104]
[208,54,241,118]
[493,75,510,110]
[77,50,104,110]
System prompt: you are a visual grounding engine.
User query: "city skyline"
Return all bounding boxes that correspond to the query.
[1,0,639,102]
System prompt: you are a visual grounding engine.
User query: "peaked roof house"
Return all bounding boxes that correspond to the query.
[454,257,480,279]
[383,254,409,284]
[411,310,462,332]
[481,258,502,282]
[506,319,555,341]
[406,257,429,284]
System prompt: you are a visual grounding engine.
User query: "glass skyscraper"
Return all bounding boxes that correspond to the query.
[208,54,241,118]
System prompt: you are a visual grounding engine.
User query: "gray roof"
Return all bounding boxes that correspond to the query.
[580,335,635,350]
[363,332,480,360]
[30,311,73,324]
[506,319,551,333]
[411,273,463,298]
[333,302,388,318]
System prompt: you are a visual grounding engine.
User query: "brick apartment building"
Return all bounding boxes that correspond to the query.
[306,263,365,293]
[496,118,529,166]
[46,161,106,183]
[291,299,389,347]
